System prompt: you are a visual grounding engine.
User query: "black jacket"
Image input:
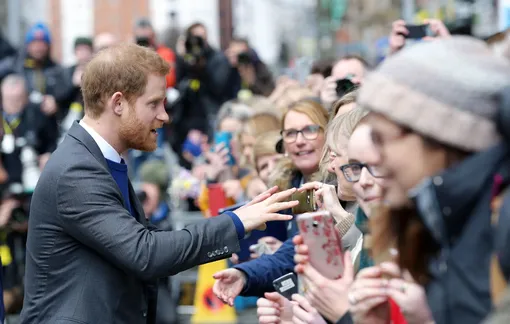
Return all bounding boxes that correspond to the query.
[410,144,510,324]
[0,50,71,104]
[1,103,58,187]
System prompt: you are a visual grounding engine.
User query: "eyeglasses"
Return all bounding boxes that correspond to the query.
[281,125,322,143]
[340,162,386,182]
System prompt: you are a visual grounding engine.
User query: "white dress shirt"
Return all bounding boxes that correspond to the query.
[79,120,122,163]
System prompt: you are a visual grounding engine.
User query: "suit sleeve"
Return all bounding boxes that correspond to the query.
[56,161,241,281]
[234,237,295,297]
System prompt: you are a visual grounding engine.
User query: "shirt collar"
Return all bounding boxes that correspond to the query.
[79,120,122,163]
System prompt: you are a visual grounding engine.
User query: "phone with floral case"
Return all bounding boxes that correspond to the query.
[297,211,344,279]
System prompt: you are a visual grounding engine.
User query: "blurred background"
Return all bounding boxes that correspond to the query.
[0,0,504,74]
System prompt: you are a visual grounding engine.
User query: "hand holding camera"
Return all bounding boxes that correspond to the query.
[389,19,451,55]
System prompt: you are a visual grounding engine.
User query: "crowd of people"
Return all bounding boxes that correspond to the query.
[0,11,510,324]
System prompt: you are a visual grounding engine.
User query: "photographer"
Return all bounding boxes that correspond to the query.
[226,37,275,97]
[0,74,58,194]
[0,74,56,315]
[319,55,369,110]
[133,18,176,89]
[170,23,238,167]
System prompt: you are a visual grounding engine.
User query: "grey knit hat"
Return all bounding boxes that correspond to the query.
[358,36,510,152]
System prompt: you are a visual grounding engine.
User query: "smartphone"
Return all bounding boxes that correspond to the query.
[405,24,429,39]
[291,190,316,215]
[297,211,344,279]
[336,78,357,97]
[213,131,235,166]
[250,242,272,256]
[273,273,299,300]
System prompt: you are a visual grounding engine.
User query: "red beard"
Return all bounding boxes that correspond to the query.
[118,111,158,152]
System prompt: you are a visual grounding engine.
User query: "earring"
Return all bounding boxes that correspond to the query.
[284,152,289,158]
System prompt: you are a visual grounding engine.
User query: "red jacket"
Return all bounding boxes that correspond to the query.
[156,45,176,88]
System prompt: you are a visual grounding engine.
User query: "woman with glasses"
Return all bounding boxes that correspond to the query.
[353,38,510,324]
[255,104,369,324]
[345,122,432,324]
[213,99,329,304]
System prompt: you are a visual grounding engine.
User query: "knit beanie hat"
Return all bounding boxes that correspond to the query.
[358,36,510,152]
[25,22,51,45]
[139,160,170,197]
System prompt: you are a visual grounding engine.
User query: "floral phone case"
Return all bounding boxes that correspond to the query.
[297,211,344,279]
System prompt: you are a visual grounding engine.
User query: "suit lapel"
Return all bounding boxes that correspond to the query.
[68,121,146,224]
[67,121,110,171]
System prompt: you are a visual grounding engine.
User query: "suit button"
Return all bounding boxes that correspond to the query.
[224,246,229,253]
[143,311,147,317]
[215,249,221,255]
[207,252,213,258]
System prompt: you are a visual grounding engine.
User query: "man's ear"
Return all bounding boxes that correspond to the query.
[111,92,125,116]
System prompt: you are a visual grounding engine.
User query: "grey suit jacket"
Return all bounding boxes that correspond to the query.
[20,122,240,324]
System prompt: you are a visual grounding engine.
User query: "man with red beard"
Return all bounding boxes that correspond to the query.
[20,43,297,324]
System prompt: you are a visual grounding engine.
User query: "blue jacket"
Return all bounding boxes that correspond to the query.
[235,236,295,297]
[233,173,302,297]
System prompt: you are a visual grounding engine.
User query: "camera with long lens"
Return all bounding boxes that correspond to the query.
[237,51,253,66]
[1,185,30,229]
[135,36,151,48]
[19,131,41,193]
[183,35,206,67]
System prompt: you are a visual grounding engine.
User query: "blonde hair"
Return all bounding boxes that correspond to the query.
[273,86,315,115]
[243,112,280,137]
[330,90,358,120]
[82,43,168,119]
[319,106,369,179]
[269,99,329,190]
[253,131,281,171]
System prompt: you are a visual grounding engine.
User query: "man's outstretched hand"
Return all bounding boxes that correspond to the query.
[234,186,298,232]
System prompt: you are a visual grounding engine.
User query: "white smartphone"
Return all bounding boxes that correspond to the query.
[296,211,344,279]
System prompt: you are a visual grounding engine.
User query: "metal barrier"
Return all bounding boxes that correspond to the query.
[170,210,206,315]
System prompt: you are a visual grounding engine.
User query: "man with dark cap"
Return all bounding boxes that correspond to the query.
[134,18,176,89]
[0,22,68,117]
[60,37,93,125]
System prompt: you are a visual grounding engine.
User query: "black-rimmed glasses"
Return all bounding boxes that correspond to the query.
[281,125,322,143]
[340,162,386,182]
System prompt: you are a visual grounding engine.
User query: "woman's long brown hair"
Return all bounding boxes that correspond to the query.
[370,135,470,285]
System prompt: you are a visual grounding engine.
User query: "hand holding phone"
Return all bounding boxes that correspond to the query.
[213,131,235,166]
[297,211,343,279]
[404,24,429,39]
[273,273,299,300]
[291,189,316,215]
